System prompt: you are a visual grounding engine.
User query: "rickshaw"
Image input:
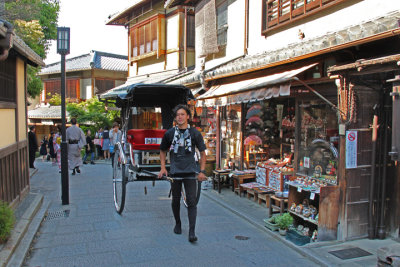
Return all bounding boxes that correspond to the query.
[100,83,198,214]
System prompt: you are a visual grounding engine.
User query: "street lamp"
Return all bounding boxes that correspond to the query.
[57,27,70,205]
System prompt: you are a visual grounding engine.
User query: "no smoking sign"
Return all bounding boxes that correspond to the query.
[346,131,358,169]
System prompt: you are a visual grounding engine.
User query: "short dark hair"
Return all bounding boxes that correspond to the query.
[29,125,35,131]
[173,104,191,118]
[71,118,77,125]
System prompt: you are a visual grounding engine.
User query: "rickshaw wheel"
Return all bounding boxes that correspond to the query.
[113,145,127,214]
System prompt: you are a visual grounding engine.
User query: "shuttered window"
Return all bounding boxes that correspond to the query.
[0,55,16,103]
[45,78,80,100]
[262,0,349,34]
[129,14,163,60]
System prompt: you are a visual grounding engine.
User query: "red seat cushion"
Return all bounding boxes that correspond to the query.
[127,129,167,151]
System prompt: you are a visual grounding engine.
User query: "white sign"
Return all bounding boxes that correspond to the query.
[346,130,358,169]
[304,157,310,168]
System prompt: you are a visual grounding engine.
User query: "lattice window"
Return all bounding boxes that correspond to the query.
[45,78,80,99]
[262,0,347,34]
[129,14,163,60]
[0,55,16,103]
[95,79,115,94]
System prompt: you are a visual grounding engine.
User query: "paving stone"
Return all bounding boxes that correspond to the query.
[48,243,87,258]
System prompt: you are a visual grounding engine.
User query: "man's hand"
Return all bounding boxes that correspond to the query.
[158,168,168,179]
[197,172,207,181]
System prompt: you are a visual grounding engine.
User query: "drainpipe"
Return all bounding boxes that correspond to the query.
[377,93,391,239]
[368,105,379,239]
[244,0,249,55]
[0,19,14,61]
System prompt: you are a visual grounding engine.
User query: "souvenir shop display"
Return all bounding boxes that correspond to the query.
[193,107,217,161]
[255,154,294,192]
[244,99,296,168]
[220,105,242,169]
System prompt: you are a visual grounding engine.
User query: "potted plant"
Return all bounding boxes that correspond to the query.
[0,201,15,244]
[264,215,280,231]
[276,213,293,236]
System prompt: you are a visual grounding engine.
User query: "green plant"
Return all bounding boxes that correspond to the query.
[0,201,16,243]
[276,213,293,230]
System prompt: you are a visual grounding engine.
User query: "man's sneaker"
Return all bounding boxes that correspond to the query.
[76,167,81,174]
[83,162,87,164]
[90,161,95,165]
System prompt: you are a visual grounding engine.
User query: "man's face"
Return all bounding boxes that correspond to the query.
[175,108,190,126]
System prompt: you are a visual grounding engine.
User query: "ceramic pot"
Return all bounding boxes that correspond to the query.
[279,228,287,236]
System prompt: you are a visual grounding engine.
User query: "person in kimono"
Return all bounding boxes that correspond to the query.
[66,118,86,175]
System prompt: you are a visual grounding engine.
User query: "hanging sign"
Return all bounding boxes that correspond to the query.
[346,130,358,169]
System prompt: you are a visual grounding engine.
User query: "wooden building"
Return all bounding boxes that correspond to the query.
[164,0,400,240]
[0,21,44,206]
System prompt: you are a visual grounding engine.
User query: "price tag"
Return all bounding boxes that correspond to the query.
[297,187,302,192]
[310,192,315,200]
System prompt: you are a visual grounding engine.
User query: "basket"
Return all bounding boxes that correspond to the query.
[285,229,311,246]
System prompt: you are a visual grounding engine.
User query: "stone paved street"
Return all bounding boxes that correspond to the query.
[25,161,318,267]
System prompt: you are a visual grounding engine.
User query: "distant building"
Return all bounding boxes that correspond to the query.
[38,50,128,102]
[29,50,128,140]
[0,20,44,206]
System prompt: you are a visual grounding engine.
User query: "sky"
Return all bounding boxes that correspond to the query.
[45,0,133,65]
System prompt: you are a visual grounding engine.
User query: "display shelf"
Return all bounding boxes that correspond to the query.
[289,210,318,226]
[288,183,339,241]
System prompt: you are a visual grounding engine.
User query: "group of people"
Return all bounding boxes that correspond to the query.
[28,120,122,175]
[28,125,62,170]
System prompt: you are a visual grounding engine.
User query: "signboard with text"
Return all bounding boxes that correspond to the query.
[346,130,358,169]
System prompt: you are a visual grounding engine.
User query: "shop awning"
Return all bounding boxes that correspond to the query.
[196,63,317,106]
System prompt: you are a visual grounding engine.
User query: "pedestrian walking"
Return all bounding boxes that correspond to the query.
[83,129,95,165]
[54,126,62,172]
[102,126,110,160]
[48,132,56,162]
[158,104,207,243]
[66,118,86,175]
[109,122,122,167]
[39,136,48,161]
[28,125,39,169]
[94,128,103,159]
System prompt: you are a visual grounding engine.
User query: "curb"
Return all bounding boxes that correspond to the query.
[29,168,38,178]
[202,190,329,267]
[0,193,43,267]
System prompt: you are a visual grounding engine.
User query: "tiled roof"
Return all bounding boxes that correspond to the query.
[39,50,127,75]
[28,106,67,119]
[170,10,400,86]
[0,21,44,66]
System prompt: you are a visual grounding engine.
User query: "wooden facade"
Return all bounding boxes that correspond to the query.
[0,33,44,206]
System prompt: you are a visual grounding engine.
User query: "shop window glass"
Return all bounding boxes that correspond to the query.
[220,105,241,169]
[297,100,339,184]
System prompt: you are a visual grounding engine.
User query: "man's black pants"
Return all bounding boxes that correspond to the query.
[170,179,201,234]
[29,149,36,168]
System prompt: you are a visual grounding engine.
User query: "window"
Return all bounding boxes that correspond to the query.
[45,78,80,100]
[130,14,162,60]
[95,79,115,94]
[216,0,228,46]
[187,14,195,48]
[0,55,16,103]
[262,0,348,34]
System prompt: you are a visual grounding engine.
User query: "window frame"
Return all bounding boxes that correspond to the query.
[44,78,80,100]
[0,54,16,104]
[129,13,165,62]
[262,0,349,35]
